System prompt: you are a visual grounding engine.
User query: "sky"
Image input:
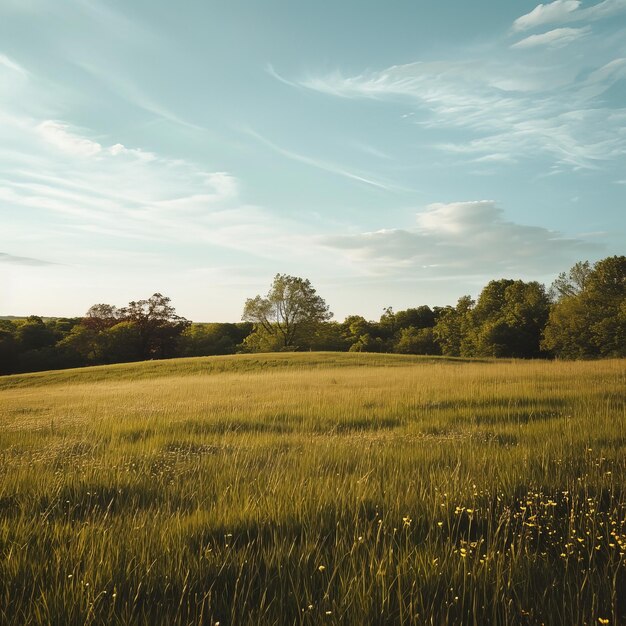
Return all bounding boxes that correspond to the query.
[0,0,624,322]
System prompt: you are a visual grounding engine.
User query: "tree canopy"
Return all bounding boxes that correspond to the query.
[1,256,624,375]
[542,256,625,359]
[242,274,332,350]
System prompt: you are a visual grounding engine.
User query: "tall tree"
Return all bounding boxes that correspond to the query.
[470,279,550,358]
[83,304,121,332]
[433,296,475,356]
[395,306,436,330]
[242,274,332,349]
[549,261,592,301]
[542,256,626,358]
[120,293,190,359]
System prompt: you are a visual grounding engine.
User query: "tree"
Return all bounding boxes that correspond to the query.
[549,261,592,301]
[433,296,474,356]
[394,327,440,355]
[470,280,550,358]
[120,293,190,360]
[83,304,121,332]
[100,321,143,363]
[178,323,253,357]
[242,274,332,350]
[308,322,350,351]
[57,325,101,365]
[348,333,384,353]
[379,307,397,339]
[395,306,436,331]
[15,316,56,352]
[542,256,625,358]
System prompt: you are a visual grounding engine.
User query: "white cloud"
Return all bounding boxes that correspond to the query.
[513,1,581,31]
[37,120,102,157]
[512,26,590,48]
[513,0,626,31]
[322,201,601,276]
[0,53,27,75]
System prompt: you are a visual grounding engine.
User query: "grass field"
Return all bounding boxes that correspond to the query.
[0,353,625,625]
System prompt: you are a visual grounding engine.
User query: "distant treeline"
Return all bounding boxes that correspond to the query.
[0,255,624,374]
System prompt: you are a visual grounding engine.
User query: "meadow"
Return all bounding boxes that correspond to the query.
[0,353,624,625]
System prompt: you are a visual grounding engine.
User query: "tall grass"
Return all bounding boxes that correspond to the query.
[0,353,624,624]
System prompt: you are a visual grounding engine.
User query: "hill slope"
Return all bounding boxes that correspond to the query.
[0,351,482,390]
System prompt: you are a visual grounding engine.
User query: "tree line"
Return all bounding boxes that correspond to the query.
[0,255,623,375]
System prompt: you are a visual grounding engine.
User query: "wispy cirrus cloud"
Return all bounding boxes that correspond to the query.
[0,53,27,75]
[513,0,626,31]
[322,201,602,276]
[0,115,312,268]
[511,26,591,48]
[75,60,205,132]
[289,43,626,169]
[243,127,407,191]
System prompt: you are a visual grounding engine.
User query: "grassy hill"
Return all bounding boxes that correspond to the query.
[1,353,625,624]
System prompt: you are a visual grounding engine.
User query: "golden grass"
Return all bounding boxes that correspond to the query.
[0,353,625,624]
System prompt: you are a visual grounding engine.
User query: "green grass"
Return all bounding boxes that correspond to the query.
[1,353,625,625]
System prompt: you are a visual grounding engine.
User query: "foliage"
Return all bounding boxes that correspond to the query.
[433,296,475,357]
[1,257,625,374]
[470,280,550,358]
[542,255,625,358]
[242,274,332,350]
[178,323,252,357]
[394,326,440,355]
[549,260,592,301]
[121,293,190,359]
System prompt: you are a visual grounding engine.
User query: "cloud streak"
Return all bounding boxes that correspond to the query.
[0,53,26,75]
[513,0,626,31]
[243,127,406,191]
[292,47,626,169]
[0,116,313,268]
[511,26,590,48]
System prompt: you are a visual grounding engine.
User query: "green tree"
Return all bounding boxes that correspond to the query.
[348,333,384,353]
[57,325,101,365]
[549,261,592,301]
[15,316,56,352]
[471,280,550,358]
[121,293,190,359]
[379,307,397,339]
[542,256,626,358]
[100,321,143,363]
[178,323,252,356]
[242,274,332,350]
[433,296,475,356]
[394,327,440,355]
[395,306,436,330]
[308,322,350,351]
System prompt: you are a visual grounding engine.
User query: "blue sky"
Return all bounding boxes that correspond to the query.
[1,0,624,321]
